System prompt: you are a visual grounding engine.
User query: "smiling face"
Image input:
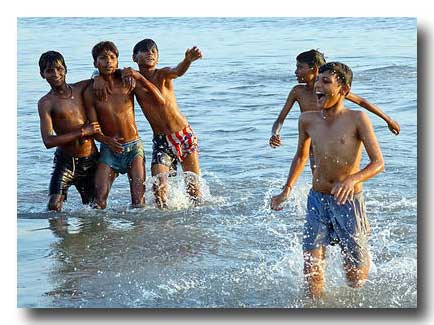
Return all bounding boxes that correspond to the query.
[314,71,348,110]
[133,46,158,68]
[41,60,66,87]
[94,50,118,75]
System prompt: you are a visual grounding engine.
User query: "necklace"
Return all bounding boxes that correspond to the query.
[52,84,74,100]
[321,110,327,120]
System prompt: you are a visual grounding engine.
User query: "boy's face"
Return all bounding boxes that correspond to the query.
[295,60,316,83]
[133,47,158,68]
[94,50,118,75]
[41,61,66,87]
[314,71,348,109]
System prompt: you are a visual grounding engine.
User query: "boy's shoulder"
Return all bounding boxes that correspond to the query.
[157,66,175,77]
[70,79,91,91]
[38,91,54,108]
[345,108,369,120]
[290,84,306,94]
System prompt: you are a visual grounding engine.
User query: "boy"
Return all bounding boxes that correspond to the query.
[270,62,384,299]
[83,41,164,209]
[95,39,203,208]
[38,51,101,212]
[269,49,400,149]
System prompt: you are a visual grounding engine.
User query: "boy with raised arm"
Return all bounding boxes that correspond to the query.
[95,39,203,208]
[83,41,164,209]
[269,49,400,149]
[38,51,101,212]
[270,62,384,299]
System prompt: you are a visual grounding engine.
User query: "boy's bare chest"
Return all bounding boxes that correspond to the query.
[51,97,85,121]
[309,119,358,150]
[96,89,133,114]
[297,91,318,112]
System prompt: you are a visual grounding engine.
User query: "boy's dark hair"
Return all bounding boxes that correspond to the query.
[296,49,326,68]
[92,41,119,62]
[39,51,67,75]
[319,62,353,87]
[133,39,158,56]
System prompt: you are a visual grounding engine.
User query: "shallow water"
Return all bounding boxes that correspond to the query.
[17,17,417,308]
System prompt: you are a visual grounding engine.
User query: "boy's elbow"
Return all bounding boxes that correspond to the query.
[43,140,55,149]
[377,159,385,173]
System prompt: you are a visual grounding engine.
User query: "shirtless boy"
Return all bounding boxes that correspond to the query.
[38,51,100,211]
[270,62,384,299]
[269,49,400,149]
[83,41,164,209]
[96,39,203,208]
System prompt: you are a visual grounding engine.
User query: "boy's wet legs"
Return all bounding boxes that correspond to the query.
[151,164,170,209]
[343,250,370,288]
[128,156,145,208]
[48,194,65,212]
[93,163,116,209]
[181,151,202,204]
[304,247,326,299]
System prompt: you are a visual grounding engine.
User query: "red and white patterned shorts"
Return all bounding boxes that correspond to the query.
[165,125,199,163]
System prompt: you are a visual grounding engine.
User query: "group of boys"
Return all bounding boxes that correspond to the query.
[39,44,399,299]
[38,39,203,211]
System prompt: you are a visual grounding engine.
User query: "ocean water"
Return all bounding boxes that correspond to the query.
[17,17,417,308]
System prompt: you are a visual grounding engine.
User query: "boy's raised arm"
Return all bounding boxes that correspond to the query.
[271,115,311,210]
[346,92,400,135]
[270,87,298,148]
[164,46,202,79]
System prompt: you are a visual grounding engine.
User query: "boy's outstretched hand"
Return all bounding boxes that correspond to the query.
[185,46,203,62]
[387,119,400,135]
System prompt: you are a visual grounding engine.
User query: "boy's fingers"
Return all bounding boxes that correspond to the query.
[334,187,343,202]
[331,184,338,195]
[338,191,347,205]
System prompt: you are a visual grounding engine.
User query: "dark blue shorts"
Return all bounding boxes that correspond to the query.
[303,189,371,267]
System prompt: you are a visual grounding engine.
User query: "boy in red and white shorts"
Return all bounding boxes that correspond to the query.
[129,39,202,207]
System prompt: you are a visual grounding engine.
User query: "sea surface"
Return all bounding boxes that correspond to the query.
[17,17,417,308]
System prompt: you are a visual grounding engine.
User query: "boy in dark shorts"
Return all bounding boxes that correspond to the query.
[271,62,384,299]
[38,51,101,211]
